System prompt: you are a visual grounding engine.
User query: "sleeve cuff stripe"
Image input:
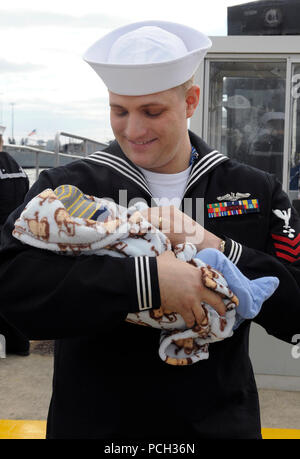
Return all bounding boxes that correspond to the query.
[134,257,142,310]
[135,257,152,310]
[145,257,153,310]
[228,240,242,265]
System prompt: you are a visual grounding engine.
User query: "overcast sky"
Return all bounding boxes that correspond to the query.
[0,0,252,143]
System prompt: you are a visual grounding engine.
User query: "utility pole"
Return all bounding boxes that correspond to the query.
[0,93,3,125]
[10,102,15,142]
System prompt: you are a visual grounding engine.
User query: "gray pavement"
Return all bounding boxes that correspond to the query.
[0,341,300,429]
[0,342,53,420]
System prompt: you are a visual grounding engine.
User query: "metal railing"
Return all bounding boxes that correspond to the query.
[3,132,108,181]
[54,131,108,167]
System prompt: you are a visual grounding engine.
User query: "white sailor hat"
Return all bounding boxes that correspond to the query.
[261,111,285,124]
[0,125,6,136]
[83,20,212,96]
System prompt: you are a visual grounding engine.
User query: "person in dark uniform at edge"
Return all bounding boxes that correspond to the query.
[0,126,30,356]
[0,21,300,439]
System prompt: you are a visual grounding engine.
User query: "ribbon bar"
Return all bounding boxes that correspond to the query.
[207,199,260,219]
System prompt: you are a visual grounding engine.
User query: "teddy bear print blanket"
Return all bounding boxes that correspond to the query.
[13,185,249,365]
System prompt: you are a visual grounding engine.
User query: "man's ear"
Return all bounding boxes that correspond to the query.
[186,85,200,119]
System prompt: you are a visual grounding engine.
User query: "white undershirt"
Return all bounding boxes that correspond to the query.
[138,165,192,208]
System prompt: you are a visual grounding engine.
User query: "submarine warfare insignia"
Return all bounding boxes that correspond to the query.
[217,192,251,202]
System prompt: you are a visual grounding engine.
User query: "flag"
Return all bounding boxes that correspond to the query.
[28,129,37,137]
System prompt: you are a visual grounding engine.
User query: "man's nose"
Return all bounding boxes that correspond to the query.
[124,114,147,140]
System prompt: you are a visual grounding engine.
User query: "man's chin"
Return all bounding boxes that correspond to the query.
[128,155,153,169]
[120,143,158,166]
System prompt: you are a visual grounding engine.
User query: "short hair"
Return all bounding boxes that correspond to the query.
[178,75,195,94]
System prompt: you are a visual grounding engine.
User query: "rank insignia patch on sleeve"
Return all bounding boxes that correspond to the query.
[271,208,299,262]
[271,233,300,262]
[272,208,295,239]
[207,199,260,219]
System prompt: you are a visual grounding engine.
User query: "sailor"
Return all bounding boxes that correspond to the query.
[254,111,285,152]
[0,125,30,356]
[223,94,252,162]
[0,21,300,439]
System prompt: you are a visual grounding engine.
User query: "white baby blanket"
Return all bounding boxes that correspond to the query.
[13,185,240,365]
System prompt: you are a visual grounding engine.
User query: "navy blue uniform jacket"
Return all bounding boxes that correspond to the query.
[0,131,300,439]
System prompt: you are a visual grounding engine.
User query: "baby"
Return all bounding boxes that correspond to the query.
[13,185,279,365]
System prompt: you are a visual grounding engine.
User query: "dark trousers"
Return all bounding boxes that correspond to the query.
[0,314,30,354]
[0,230,29,355]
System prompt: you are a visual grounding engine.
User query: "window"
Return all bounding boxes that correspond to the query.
[208,61,286,183]
[289,63,300,201]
